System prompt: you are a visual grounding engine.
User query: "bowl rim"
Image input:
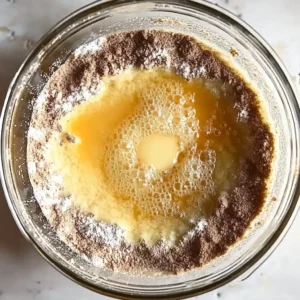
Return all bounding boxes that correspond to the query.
[1,0,300,299]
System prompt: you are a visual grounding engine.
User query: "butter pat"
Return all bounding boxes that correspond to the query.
[137,134,179,171]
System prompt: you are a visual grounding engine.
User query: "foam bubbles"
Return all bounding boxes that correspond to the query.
[103,78,216,218]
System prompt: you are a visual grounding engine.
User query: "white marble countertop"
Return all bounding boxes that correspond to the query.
[0,0,299,299]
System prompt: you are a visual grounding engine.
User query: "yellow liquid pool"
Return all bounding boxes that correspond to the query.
[48,68,249,245]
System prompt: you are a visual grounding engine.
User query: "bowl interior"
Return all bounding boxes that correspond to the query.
[1,0,300,298]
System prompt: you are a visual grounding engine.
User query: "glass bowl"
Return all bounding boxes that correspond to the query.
[1,0,300,299]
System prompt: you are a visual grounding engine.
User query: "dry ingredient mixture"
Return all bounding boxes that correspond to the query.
[27,30,274,274]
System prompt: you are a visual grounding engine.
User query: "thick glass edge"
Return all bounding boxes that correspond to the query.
[1,0,300,299]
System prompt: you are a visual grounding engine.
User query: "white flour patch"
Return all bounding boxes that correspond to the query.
[74,36,106,57]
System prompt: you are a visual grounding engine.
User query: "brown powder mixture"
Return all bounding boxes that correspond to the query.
[27,30,274,274]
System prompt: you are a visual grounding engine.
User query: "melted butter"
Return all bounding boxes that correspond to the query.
[137,134,179,171]
[49,68,249,245]
[62,71,140,166]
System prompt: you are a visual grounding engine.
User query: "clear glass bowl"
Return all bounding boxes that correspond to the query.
[1,0,300,299]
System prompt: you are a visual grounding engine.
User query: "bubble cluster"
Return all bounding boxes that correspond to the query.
[103,78,216,218]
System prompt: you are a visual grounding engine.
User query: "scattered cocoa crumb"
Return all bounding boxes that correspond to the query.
[230,47,239,57]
